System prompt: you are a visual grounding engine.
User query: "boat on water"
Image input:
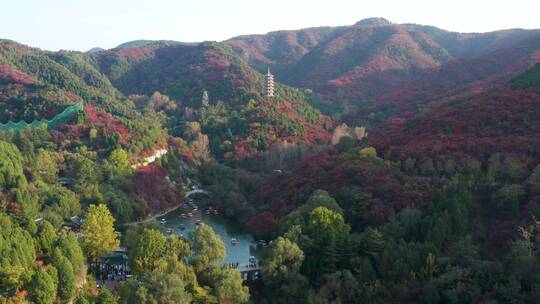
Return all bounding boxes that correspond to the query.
[187,212,193,218]
[167,228,174,234]
[160,218,166,225]
[231,238,238,245]
[180,213,187,218]
[195,219,203,225]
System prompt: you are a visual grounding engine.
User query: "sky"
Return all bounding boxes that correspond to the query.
[1,0,539,51]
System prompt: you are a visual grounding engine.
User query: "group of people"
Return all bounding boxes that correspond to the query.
[226,260,260,269]
[98,264,131,283]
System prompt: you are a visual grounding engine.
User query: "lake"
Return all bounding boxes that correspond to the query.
[157,202,257,265]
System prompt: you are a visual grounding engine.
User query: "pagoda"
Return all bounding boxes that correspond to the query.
[264,67,275,97]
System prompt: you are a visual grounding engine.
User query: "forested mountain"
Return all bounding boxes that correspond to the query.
[1,17,540,304]
[226,18,540,102]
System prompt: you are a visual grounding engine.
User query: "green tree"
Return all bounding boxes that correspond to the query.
[0,265,25,294]
[165,235,191,261]
[81,204,119,265]
[212,268,249,304]
[57,232,85,274]
[0,214,36,293]
[31,149,58,183]
[71,155,101,202]
[97,288,118,304]
[263,237,305,283]
[102,148,132,182]
[360,227,385,258]
[55,254,76,303]
[491,184,525,217]
[0,140,26,191]
[38,220,57,255]
[31,268,57,304]
[38,184,81,220]
[309,270,360,304]
[306,206,350,246]
[101,184,134,224]
[189,224,226,272]
[118,271,192,304]
[504,223,540,297]
[132,228,167,275]
[262,237,308,302]
[283,189,342,233]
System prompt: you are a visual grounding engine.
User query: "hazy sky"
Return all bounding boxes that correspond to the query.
[1,0,539,51]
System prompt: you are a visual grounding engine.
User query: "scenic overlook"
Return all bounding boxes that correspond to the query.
[0,1,540,303]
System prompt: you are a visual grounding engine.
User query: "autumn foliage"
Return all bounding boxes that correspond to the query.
[122,164,184,215]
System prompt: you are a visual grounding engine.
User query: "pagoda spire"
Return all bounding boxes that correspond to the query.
[264,66,275,97]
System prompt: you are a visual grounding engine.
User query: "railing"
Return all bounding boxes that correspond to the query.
[0,102,83,131]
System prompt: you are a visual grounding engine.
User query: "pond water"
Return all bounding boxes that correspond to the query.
[157,202,257,265]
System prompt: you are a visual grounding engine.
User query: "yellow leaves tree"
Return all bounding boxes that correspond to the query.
[190,133,211,166]
[359,146,377,159]
[81,204,119,264]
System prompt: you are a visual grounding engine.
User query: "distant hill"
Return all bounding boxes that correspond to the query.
[367,53,540,165]
[226,18,540,102]
[0,40,130,117]
[114,39,187,49]
[86,47,105,53]
[359,34,540,123]
[90,41,332,156]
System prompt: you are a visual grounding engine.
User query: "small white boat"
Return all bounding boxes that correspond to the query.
[160,218,166,225]
[196,219,203,226]
[231,238,238,245]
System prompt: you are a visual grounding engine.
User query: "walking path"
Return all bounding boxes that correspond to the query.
[121,204,184,227]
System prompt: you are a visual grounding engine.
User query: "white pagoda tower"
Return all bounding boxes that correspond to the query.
[264,67,275,97]
[201,90,209,107]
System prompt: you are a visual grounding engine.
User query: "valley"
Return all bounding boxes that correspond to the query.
[1,13,540,304]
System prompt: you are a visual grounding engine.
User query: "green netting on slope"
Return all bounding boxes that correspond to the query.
[0,103,84,131]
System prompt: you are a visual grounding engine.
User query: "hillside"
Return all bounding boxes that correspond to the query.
[91,41,333,156]
[0,39,168,155]
[227,18,540,103]
[2,17,540,304]
[93,42,260,106]
[357,34,540,124]
[237,68,540,302]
